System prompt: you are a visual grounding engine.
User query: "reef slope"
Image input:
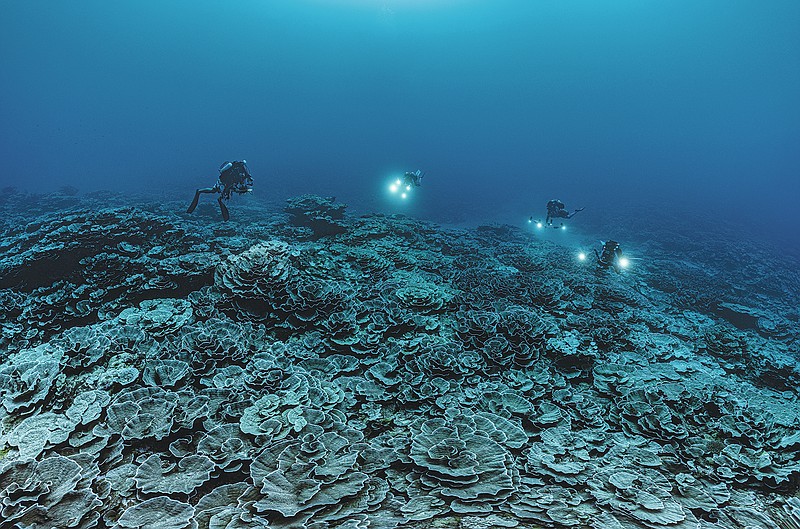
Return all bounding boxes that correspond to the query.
[0,192,798,528]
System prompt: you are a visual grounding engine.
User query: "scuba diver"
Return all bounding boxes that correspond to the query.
[545,199,584,226]
[187,160,253,221]
[595,240,625,272]
[403,170,424,188]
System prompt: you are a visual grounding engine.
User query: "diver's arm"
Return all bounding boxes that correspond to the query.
[241,163,252,181]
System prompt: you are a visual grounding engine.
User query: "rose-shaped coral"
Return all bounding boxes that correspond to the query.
[406,414,518,516]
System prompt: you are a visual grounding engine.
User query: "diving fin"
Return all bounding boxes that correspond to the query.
[187,191,200,213]
[218,197,230,221]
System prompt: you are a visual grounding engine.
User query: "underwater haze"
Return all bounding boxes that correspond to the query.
[2,0,799,247]
[4,2,800,528]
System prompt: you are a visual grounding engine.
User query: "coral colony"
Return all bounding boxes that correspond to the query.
[0,193,799,528]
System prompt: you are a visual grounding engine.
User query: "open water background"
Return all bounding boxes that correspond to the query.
[2,0,798,252]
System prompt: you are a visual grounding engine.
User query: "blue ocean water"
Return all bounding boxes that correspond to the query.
[3,3,800,527]
[2,0,799,250]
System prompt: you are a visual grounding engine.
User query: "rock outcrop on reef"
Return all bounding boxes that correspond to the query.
[285,194,347,239]
[0,193,799,528]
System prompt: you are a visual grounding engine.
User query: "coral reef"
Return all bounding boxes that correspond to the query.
[0,194,798,528]
[285,194,347,239]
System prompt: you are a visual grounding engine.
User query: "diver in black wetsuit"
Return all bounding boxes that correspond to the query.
[187,160,253,221]
[595,240,624,272]
[402,170,424,188]
[545,199,584,226]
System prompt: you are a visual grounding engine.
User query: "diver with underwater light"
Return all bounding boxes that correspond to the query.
[389,170,425,200]
[530,199,584,229]
[187,160,253,221]
[594,240,631,273]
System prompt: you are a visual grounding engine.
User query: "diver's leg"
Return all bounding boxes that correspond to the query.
[187,191,201,213]
[187,188,215,213]
[567,208,585,219]
[218,197,230,221]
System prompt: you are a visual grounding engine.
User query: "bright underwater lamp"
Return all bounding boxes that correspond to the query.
[387,175,414,201]
[536,222,543,229]
[618,257,630,268]
[389,177,403,194]
[578,252,586,261]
